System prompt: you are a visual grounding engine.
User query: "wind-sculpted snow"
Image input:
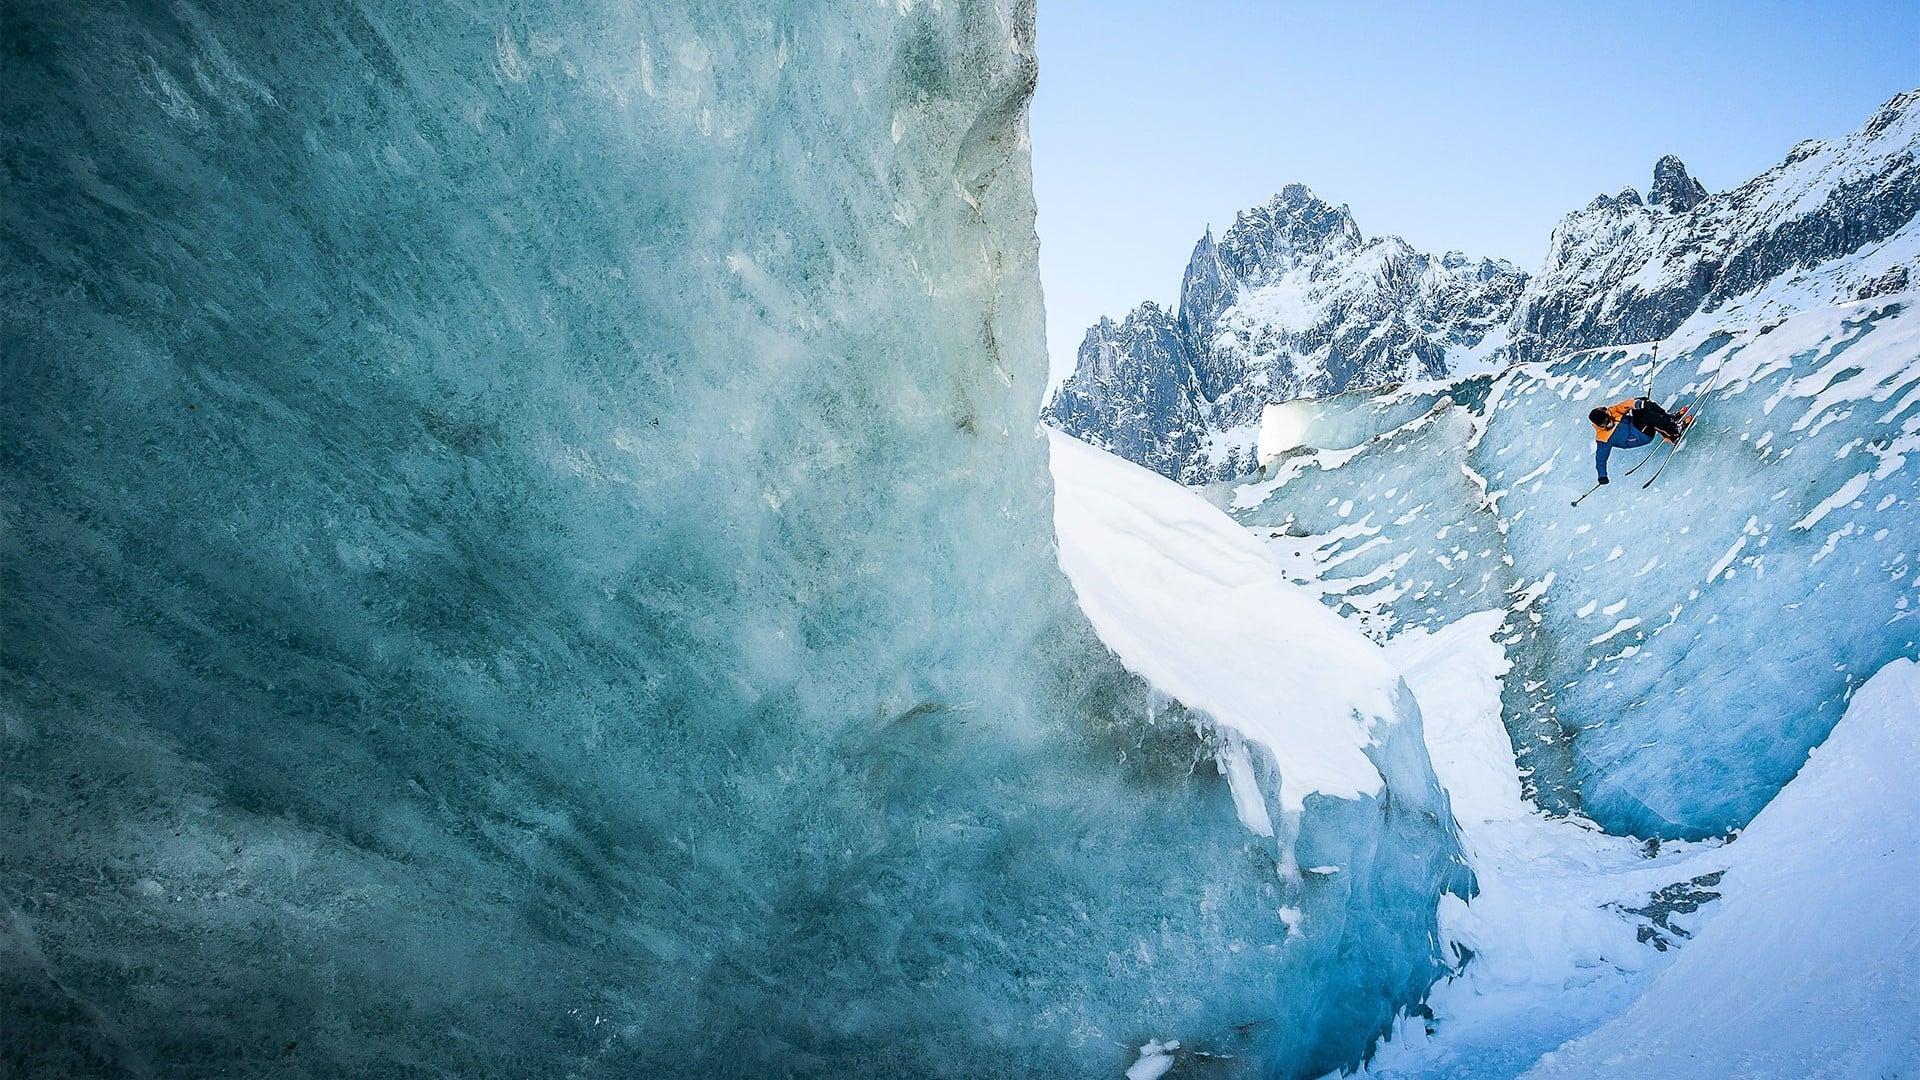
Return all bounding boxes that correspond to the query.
[1228,293,1920,839]
[3,2,1472,1077]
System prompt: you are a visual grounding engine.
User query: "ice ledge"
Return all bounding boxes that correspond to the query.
[1047,427,1403,813]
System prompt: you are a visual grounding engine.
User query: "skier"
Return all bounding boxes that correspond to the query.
[1589,396,1690,484]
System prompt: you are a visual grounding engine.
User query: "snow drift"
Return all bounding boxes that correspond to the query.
[1525,656,1920,1078]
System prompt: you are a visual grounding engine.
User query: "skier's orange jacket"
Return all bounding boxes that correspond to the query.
[1590,398,1639,441]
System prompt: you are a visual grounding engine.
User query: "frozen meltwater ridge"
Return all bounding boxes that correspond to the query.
[4,2,1472,1077]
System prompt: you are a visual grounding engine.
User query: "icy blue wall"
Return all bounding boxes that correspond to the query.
[1225,400,1579,817]
[1230,306,1920,839]
[1486,317,1920,838]
[2,2,1463,1075]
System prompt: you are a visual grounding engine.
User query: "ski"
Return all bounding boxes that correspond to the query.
[1638,425,1690,489]
[1640,368,1724,490]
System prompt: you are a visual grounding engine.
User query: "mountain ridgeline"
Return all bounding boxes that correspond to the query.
[1046,90,1920,483]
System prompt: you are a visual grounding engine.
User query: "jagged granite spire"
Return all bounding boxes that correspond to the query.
[1649,155,1708,211]
[1177,225,1233,357]
[1044,301,1206,480]
[1044,186,1526,482]
[1217,184,1364,279]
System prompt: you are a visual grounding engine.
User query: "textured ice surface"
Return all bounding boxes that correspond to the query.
[3,2,1466,1076]
[1226,293,1920,838]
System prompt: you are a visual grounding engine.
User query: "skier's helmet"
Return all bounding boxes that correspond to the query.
[1588,407,1611,426]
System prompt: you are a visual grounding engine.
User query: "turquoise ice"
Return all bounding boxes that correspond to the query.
[2,2,1467,1075]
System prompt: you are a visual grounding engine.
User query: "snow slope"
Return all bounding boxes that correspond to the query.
[1228,292,1920,839]
[1052,424,1917,1079]
[1049,427,1396,814]
[1332,596,1920,1080]
[1526,656,1920,1079]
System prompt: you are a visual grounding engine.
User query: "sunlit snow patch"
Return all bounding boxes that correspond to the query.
[1048,427,1474,1076]
[1049,427,1403,816]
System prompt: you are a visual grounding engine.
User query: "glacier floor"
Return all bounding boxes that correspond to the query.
[1049,432,1919,1079]
[1523,657,1920,1079]
[1355,611,1728,1079]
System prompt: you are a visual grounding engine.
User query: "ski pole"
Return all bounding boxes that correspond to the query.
[1571,481,1604,507]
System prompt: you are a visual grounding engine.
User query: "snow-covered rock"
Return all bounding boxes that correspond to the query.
[1046,185,1527,483]
[1509,90,1920,361]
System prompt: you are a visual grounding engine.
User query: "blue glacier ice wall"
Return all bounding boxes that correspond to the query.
[1227,298,1920,839]
[1225,393,1578,817]
[1,1,1465,1075]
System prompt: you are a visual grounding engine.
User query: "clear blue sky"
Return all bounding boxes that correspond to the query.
[1033,0,1920,385]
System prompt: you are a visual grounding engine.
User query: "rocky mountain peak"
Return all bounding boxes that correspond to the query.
[1865,88,1920,136]
[1046,181,1529,482]
[1649,155,1708,211]
[1218,184,1363,279]
[1178,226,1234,347]
[1047,87,1920,484]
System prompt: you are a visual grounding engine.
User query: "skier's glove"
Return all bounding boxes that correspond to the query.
[1597,477,1609,485]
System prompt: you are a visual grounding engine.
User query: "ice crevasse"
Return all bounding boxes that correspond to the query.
[4,1,1468,1077]
[1230,290,1920,839]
